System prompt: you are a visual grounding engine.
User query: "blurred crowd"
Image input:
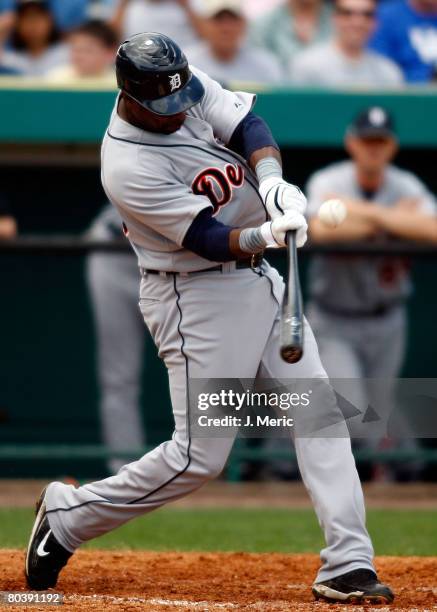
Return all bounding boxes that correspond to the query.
[0,0,436,85]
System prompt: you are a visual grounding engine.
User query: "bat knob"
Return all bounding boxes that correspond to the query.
[281,346,304,364]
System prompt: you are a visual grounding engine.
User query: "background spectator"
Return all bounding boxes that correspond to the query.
[249,0,332,71]
[306,106,436,479]
[290,0,404,87]
[369,0,437,83]
[0,0,88,32]
[47,20,117,84]
[0,194,17,239]
[187,0,283,85]
[110,0,203,50]
[6,0,68,76]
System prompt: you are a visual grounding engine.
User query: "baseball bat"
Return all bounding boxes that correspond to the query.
[280,229,304,364]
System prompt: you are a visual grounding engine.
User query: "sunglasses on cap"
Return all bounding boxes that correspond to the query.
[336,7,376,18]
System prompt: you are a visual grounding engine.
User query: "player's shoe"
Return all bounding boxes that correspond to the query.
[312,568,394,604]
[25,486,73,590]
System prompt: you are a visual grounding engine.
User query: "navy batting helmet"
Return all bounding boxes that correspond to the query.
[116,32,205,116]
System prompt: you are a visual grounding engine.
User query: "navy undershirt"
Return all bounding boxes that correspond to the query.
[182,113,279,261]
[182,207,234,262]
[228,111,279,160]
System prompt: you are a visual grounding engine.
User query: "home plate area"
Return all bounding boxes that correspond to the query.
[1,550,437,611]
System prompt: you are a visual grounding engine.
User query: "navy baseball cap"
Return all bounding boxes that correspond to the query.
[349,107,395,139]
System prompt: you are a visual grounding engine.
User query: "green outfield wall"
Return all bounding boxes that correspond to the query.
[0,82,436,146]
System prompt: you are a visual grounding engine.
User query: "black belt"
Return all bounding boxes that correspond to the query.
[315,300,404,318]
[141,255,263,277]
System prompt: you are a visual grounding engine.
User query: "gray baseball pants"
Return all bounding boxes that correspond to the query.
[86,253,145,473]
[307,302,417,460]
[46,262,374,582]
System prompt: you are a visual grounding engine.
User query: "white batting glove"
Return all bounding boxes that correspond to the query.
[260,210,308,249]
[259,177,307,220]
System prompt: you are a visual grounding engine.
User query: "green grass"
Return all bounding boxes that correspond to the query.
[1,508,436,556]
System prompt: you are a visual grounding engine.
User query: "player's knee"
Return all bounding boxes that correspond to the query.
[203,457,227,480]
[189,452,227,481]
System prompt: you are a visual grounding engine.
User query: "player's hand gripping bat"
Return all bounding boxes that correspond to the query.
[280,230,304,364]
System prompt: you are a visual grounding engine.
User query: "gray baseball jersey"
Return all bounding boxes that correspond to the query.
[306,160,436,312]
[101,66,266,273]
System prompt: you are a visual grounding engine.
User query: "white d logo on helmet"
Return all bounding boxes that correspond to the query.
[169,73,182,92]
[369,107,386,126]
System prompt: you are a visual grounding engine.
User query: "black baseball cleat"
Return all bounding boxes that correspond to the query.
[25,486,73,590]
[312,568,394,604]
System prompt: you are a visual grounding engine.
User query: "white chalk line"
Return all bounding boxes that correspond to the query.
[65,587,437,610]
[67,594,236,609]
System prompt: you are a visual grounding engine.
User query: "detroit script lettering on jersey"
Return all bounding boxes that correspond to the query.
[191,163,244,214]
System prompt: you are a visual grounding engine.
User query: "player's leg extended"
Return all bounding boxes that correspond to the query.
[36,267,278,556]
[258,265,375,579]
[86,253,146,474]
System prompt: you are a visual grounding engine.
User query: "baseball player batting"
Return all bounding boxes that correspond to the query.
[25,32,393,605]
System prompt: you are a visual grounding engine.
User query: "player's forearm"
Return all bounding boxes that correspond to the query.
[372,208,437,242]
[346,198,437,241]
[229,228,250,258]
[228,113,280,170]
[308,217,377,243]
[333,197,391,225]
[249,147,282,174]
[226,115,309,223]
[183,209,306,261]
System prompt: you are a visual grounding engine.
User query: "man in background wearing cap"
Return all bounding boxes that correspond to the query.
[186,0,283,85]
[290,0,403,87]
[305,106,437,480]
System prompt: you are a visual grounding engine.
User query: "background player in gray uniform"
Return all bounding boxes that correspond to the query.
[86,204,146,475]
[306,106,437,477]
[26,33,393,605]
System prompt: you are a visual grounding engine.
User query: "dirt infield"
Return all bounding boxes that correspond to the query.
[1,550,436,611]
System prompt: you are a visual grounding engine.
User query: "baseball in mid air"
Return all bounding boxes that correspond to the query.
[318,198,347,228]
